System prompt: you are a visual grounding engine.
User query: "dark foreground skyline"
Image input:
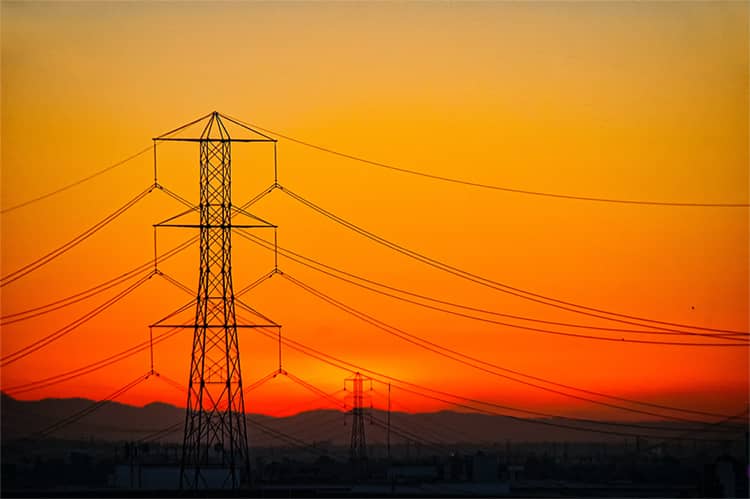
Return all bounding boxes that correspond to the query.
[2,393,747,497]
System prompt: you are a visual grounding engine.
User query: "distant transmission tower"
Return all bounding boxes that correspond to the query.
[346,372,370,478]
[152,112,277,489]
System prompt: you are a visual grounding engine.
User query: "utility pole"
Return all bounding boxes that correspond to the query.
[151,112,277,489]
[387,383,391,461]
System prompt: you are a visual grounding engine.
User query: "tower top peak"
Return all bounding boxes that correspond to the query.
[153,111,276,143]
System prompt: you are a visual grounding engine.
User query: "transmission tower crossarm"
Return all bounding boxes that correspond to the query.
[156,223,274,229]
[153,137,273,143]
[152,324,277,329]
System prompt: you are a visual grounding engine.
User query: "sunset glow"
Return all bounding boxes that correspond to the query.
[1,1,747,422]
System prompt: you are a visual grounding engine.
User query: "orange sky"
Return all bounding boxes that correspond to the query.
[1,2,748,421]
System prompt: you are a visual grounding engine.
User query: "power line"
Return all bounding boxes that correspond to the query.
[235,229,746,345]
[151,371,187,394]
[640,407,750,456]
[279,185,749,336]
[0,235,196,324]
[235,269,277,298]
[2,326,185,396]
[1,268,151,326]
[258,330,663,441]
[233,232,741,416]
[30,372,152,439]
[156,271,194,296]
[252,326,745,440]
[138,421,183,444]
[278,259,746,354]
[153,111,214,140]
[228,253,737,419]
[370,414,449,454]
[385,381,744,442]
[237,230,698,335]
[239,183,278,211]
[384,412,461,450]
[267,364,737,445]
[1,146,152,214]
[277,272,743,424]
[267,411,346,443]
[254,329,745,442]
[372,389,480,445]
[223,115,750,208]
[1,185,155,287]
[189,422,362,454]
[155,183,195,211]
[1,272,155,366]
[280,274,737,417]
[244,370,282,394]
[268,389,348,420]
[247,416,343,458]
[285,371,349,411]
[279,255,744,346]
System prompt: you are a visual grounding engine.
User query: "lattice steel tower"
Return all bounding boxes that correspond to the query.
[347,372,369,476]
[152,112,277,489]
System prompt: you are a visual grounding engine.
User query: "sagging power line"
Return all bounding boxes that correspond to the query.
[223,114,750,208]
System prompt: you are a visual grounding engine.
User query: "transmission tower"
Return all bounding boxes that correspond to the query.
[151,112,277,489]
[346,372,370,478]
